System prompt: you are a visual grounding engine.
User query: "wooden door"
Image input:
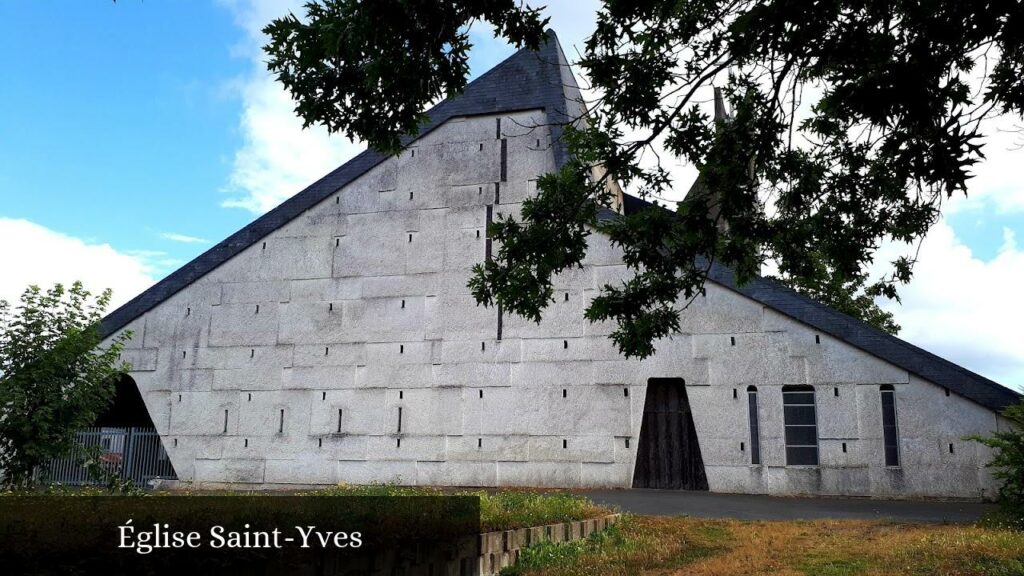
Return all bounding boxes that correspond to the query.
[632,378,709,490]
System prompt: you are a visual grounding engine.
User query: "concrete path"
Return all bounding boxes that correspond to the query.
[580,489,994,523]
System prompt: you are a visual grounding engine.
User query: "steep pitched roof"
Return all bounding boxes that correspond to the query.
[101,30,580,340]
[612,194,1021,411]
[102,29,1018,412]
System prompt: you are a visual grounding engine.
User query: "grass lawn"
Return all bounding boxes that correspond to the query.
[305,485,612,532]
[503,515,1024,576]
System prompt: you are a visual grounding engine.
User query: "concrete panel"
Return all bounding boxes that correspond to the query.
[194,458,266,484]
[209,302,280,347]
[497,462,582,487]
[122,348,158,372]
[336,460,418,485]
[367,434,446,461]
[417,461,498,486]
[446,435,530,463]
[310,388,388,435]
[265,456,335,484]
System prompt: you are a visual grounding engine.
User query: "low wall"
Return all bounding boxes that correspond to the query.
[477,513,622,575]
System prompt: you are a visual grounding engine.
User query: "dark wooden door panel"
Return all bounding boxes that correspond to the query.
[632,378,708,490]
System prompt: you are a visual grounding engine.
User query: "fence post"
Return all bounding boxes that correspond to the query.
[123,427,136,484]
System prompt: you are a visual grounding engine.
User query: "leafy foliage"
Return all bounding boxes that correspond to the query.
[263,0,548,154]
[0,282,130,488]
[263,0,1024,357]
[971,400,1024,528]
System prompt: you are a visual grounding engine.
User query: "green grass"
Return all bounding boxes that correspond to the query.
[499,516,1024,576]
[499,523,630,576]
[303,485,611,531]
[797,556,871,576]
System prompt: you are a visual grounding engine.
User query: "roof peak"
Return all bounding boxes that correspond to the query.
[101,29,582,340]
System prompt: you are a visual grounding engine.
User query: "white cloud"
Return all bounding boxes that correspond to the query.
[945,116,1024,215]
[219,0,363,214]
[160,232,209,244]
[875,219,1024,392]
[0,218,156,310]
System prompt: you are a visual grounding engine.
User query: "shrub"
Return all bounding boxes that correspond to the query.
[971,400,1024,528]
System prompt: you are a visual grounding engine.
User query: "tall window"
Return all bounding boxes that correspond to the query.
[782,385,818,465]
[747,386,761,465]
[880,385,900,466]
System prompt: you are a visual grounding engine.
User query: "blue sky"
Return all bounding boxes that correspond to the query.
[1,1,1022,391]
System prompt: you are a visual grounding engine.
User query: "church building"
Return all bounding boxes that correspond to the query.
[100,31,1020,498]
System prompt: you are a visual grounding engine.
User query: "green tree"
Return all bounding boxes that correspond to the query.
[971,401,1024,527]
[264,0,1023,357]
[0,282,131,488]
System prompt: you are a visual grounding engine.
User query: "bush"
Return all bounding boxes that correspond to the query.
[971,400,1024,529]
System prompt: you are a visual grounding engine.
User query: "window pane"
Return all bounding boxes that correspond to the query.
[748,391,761,465]
[784,405,817,425]
[784,426,818,447]
[885,446,899,467]
[880,390,900,466]
[786,446,819,466]
[783,392,815,404]
[882,406,897,427]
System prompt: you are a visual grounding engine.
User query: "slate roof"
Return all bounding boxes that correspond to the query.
[613,195,1021,411]
[101,30,1019,412]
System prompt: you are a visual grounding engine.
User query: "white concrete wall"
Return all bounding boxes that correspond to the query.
[106,110,1003,498]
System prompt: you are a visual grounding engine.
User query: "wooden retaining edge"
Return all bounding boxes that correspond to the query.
[477,513,622,576]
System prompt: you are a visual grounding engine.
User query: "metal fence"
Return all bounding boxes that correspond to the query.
[39,427,176,488]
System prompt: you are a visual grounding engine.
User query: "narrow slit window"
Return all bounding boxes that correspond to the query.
[223,409,229,434]
[747,386,761,465]
[337,409,343,433]
[880,385,900,466]
[397,407,403,434]
[782,385,818,465]
[278,409,285,434]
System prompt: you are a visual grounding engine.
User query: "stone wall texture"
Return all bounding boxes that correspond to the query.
[105,110,1007,498]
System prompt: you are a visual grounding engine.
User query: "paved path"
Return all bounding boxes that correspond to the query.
[580,489,994,523]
